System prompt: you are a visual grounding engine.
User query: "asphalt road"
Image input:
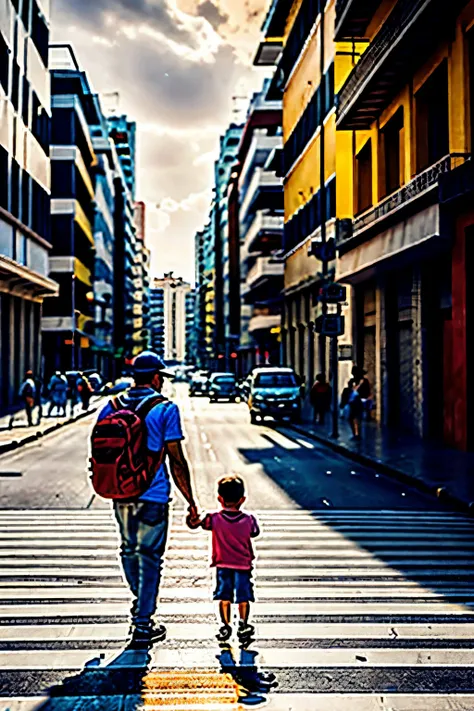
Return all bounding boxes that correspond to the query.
[0,383,473,709]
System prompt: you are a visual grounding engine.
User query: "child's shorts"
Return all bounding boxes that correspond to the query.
[214,568,254,603]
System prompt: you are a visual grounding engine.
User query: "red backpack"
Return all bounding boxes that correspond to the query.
[90,395,165,500]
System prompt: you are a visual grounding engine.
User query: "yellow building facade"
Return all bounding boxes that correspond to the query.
[256,0,354,390]
[335,0,474,446]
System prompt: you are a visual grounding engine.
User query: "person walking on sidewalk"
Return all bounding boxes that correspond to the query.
[189,476,260,647]
[94,351,200,649]
[47,372,67,417]
[10,371,37,429]
[77,373,92,412]
[310,374,332,425]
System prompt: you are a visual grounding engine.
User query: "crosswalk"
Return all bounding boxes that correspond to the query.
[1,509,474,709]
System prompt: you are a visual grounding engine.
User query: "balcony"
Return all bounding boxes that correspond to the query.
[245,256,284,305]
[337,0,463,130]
[337,154,469,254]
[248,313,281,334]
[240,168,283,224]
[239,134,282,194]
[335,0,380,40]
[241,212,284,262]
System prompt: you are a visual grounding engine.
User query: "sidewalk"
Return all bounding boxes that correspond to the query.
[0,402,99,455]
[290,414,474,514]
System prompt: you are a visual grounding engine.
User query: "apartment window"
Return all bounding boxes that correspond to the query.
[21,171,30,226]
[355,140,373,215]
[31,0,49,66]
[468,28,474,155]
[11,59,20,111]
[32,92,50,152]
[0,146,8,210]
[21,76,30,126]
[21,0,31,31]
[381,107,404,197]
[416,61,449,172]
[11,160,20,218]
[0,33,9,95]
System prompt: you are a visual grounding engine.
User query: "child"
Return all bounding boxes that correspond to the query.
[190,475,260,645]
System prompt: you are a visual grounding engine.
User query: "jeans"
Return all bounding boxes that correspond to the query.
[114,501,169,630]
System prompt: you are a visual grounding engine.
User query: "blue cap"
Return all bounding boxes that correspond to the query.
[133,351,174,377]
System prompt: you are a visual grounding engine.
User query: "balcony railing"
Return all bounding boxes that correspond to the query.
[248,313,282,334]
[337,0,441,129]
[240,168,283,223]
[337,154,470,249]
[241,212,284,261]
[246,256,284,290]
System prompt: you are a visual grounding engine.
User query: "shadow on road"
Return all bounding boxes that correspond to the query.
[33,644,277,709]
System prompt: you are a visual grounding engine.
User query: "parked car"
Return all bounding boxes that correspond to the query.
[189,371,210,396]
[208,373,239,402]
[248,367,301,424]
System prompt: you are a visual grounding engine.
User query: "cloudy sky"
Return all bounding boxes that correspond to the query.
[52,0,269,283]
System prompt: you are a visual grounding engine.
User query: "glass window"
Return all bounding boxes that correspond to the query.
[355,140,373,215]
[416,61,449,172]
[254,373,297,388]
[31,0,48,66]
[0,32,9,94]
[381,107,404,197]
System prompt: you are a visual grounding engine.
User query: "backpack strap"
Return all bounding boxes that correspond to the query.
[136,395,167,420]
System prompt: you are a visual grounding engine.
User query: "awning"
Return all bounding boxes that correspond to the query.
[337,204,442,284]
[0,255,59,300]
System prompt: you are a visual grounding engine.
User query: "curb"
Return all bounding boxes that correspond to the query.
[0,407,98,457]
[288,422,474,516]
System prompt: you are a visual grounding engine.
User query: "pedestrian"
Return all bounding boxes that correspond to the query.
[190,475,260,646]
[348,379,363,441]
[310,374,332,425]
[47,372,68,417]
[35,373,44,424]
[10,371,37,428]
[92,351,200,649]
[67,374,79,417]
[77,373,92,411]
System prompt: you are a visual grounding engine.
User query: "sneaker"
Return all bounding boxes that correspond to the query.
[128,623,167,650]
[237,622,255,644]
[216,624,232,643]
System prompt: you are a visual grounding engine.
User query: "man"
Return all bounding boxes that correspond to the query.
[97,351,199,649]
[10,371,37,429]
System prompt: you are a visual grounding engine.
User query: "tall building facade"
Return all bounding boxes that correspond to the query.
[235,83,284,375]
[256,0,354,392]
[335,0,474,448]
[151,274,192,364]
[0,0,58,413]
[194,220,215,368]
[150,286,165,359]
[42,45,99,375]
[212,123,243,361]
[185,289,196,364]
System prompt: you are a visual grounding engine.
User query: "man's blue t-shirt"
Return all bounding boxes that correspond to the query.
[98,387,184,503]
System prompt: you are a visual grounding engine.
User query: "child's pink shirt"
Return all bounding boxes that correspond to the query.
[202,509,260,569]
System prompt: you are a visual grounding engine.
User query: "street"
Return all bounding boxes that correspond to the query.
[0,384,474,709]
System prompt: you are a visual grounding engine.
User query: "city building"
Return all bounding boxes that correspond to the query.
[0,0,58,413]
[185,289,196,364]
[42,44,100,375]
[134,200,151,351]
[149,285,165,359]
[212,123,243,362]
[334,0,474,449]
[234,82,284,375]
[108,115,145,360]
[255,0,354,394]
[194,220,215,368]
[151,274,192,364]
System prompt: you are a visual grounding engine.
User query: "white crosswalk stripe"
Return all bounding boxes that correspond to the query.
[1,508,474,709]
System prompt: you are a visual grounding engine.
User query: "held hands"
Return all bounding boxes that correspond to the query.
[186,503,202,530]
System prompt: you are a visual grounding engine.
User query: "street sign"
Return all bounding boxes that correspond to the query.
[312,238,336,263]
[320,283,347,304]
[315,314,345,337]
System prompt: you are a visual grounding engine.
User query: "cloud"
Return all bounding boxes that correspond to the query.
[53,0,269,281]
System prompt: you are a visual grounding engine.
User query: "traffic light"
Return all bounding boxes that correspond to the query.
[319,283,347,304]
[315,315,345,337]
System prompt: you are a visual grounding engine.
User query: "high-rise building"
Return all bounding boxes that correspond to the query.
[151,274,192,364]
[150,286,165,359]
[185,289,196,364]
[194,220,215,368]
[255,0,353,393]
[108,115,145,360]
[232,82,284,375]
[42,44,101,375]
[0,0,58,413]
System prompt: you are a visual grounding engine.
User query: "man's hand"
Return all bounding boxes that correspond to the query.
[186,504,201,530]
